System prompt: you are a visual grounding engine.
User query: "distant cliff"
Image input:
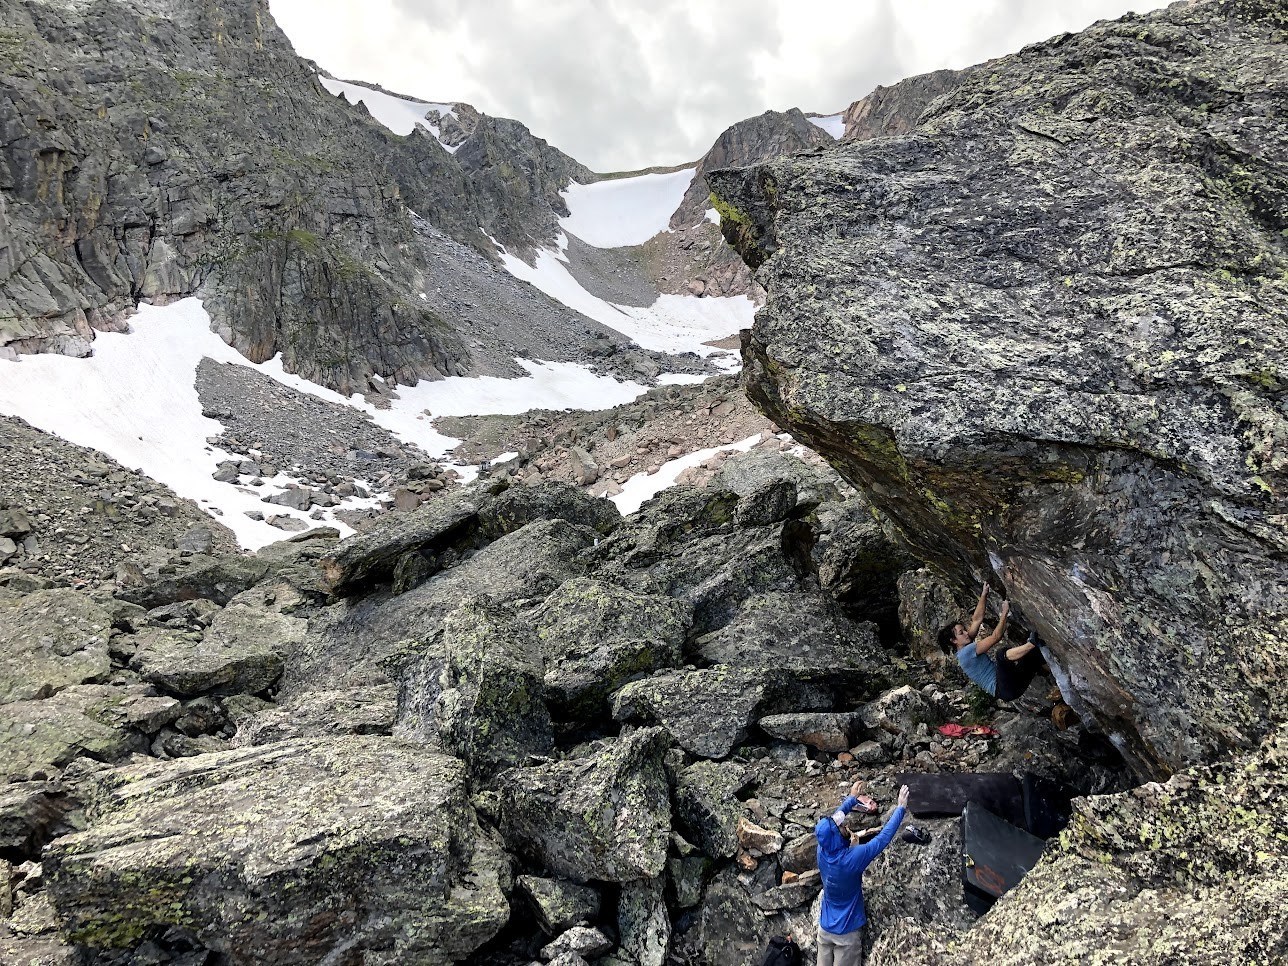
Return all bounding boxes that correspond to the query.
[840,68,964,141]
[0,0,594,391]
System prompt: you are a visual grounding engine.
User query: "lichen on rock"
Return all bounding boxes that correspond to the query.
[44,736,510,962]
[499,727,671,883]
[708,0,1288,779]
[869,724,1288,965]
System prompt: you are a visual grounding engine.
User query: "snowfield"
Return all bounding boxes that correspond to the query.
[501,166,756,356]
[497,243,753,356]
[318,76,460,151]
[498,245,752,356]
[808,113,845,138]
[0,300,652,550]
[559,169,696,247]
[610,434,761,515]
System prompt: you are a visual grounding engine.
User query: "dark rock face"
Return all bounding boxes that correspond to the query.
[0,590,111,703]
[310,516,595,691]
[449,114,593,252]
[514,875,602,936]
[898,567,961,669]
[613,665,778,759]
[709,0,1288,779]
[0,0,462,389]
[673,760,747,859]
[128,603,302,697]
[0,684,147,781]
[0,0,609,392]
[660,109,834,304]
[477,482,621,541]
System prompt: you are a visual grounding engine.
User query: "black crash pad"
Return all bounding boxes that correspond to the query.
[1023,773,1075,840]
[896,772,1025,828]
[962,802,1047,911]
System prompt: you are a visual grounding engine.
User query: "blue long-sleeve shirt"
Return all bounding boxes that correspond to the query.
[815,796,906,934]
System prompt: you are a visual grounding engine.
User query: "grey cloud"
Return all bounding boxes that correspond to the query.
[389,0,783,170]
[765,0,903,115]
[302,0,1171,171]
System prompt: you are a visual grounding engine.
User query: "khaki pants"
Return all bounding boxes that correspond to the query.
[816,924,864,966]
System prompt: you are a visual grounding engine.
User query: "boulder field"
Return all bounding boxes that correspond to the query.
[2,464,932,965]
[3,1,1287,963]
[0,461,1281,964]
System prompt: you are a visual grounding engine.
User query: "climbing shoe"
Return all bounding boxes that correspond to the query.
[902,825,931,845]
[1052,703,1081,731]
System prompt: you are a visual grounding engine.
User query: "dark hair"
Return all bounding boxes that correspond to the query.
[937,623,961,656]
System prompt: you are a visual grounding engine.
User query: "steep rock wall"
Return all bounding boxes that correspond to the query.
[0,0,593,391]
[709,0,1288,780]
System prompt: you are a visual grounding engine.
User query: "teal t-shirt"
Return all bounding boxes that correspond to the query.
[957,642,997,695]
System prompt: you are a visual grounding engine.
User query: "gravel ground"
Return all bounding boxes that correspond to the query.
[414,219,712,382]
[561,232,659,307]
[0,415,237,585]
[436,375,777,492]
[196,359,433,486]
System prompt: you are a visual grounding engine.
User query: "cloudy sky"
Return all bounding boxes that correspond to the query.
[268,0,1171,172]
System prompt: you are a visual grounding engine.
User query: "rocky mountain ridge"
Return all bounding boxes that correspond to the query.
[1,0,965,398]
[0,0,653,393]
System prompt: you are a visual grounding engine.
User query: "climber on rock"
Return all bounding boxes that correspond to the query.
[938,583,1047,702]
[815,781,909,965]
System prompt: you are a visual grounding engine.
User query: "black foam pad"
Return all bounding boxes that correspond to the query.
[1022,772,1075,839]
[896,772,1025,827]
[961,801,1047,901]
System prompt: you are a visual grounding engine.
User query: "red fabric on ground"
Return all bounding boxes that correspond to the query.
[938,723,999,739]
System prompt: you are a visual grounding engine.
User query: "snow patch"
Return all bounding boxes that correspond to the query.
[0,300,348,550]
[0,299,660,550]
[318,76,459,152]
[808,114,845,139]
[497,244,752,357]
[610,434,761,516]
[705,208,721,225]
[559,169,696,248]
[372,359,649,425]
[657,373,709,386]
[614,294,756,358]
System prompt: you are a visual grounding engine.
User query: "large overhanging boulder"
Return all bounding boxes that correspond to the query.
[707,0,1287,779]
[44,737,510,963]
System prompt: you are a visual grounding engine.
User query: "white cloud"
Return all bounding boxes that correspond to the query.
[268,0,1172,172]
